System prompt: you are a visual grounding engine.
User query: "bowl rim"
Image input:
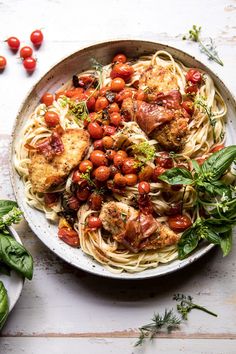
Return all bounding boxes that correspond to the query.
[9,39,236,280]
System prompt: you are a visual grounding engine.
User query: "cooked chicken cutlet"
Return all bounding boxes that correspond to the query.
[28,129,90,193]
[139,65,179,93]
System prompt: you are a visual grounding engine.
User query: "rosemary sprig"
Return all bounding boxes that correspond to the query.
[194,96,216,143]
[183,25,223,66]
[135,309,181,346]
[173,294,218,320]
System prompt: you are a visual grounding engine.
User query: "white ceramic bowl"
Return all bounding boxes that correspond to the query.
[9,40,236,279]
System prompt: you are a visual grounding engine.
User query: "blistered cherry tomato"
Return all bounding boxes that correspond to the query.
[103,125,116,136]
[67,196,80,210]
[20,46,33,59]
[138,181,150,194]
[41,92,54,106]
[110,165,119,178]
[44,111,60,127]
[111,77,125,92]
[125,173,138,186]
[210,144,225,153]
[94,166,110,181]
[112,53,127,63]
[156,152,173,169]
[138,166,154,182]
[102,136,114,149]
[186,69,202,84]
[114,173,127,187]
[76,187,91,201]
[23,57,36,72]
[87,215,102,229]
[88,193,103,211]
[93,139,104,150]
[152,166,166,181]
[79,160,93,173]
[115,88,133,102]
[44,193,59,207]
[166,203,182,216]
[135,90,147,101]
[88,122,104,139]
[7,36,20,50]
[110,112,122,126]
[113,154,124,168]
[122,158,137,174]
[182,100,194,115]
[72,170,82,183]
[168,215,192,232]
[58,228,79,247]
[185,84,198,95]
[106,149,116,161]
[90,150,108,166]
[0,56,7,70]
[116,150,128,158]
[30,29,44,46]
[86,96,96,111]
[95,96,109,111]
[108,102,120,114]
[110,63,134,82]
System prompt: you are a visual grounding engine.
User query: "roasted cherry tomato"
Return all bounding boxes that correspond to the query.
[210,144,225,153]
[86,96,96,111]
[0,56,7,70]
[110,112,122,126]
[116,150,128,158]
[58,228,79,247]
[185,84,198,95]
[30,29,44,46]
[7,36,20,50]
[90,150,108,166]
[67,196,80,210]
[138,181,150,194]
[87,216,102,229]
[44,111,60,127]
[166,203,182,216]
[114,173,127,187]
[94,166,110,181]
[138,166,154,182]
[152,166,166,181]
[113,153,124,168]
[79,160,93,173]
[44,193,59,207]
[88,193,103,211]
[168,215,192,232]
[20,46,33,59]
[125,173,138,186]
[23,57,36,72]
[115,88,133,102]
[103,125,116,136]
[110,77,126,92]
[156,152,173,169]
[108,102,120,114]
[186,69,202,84]
[88,122,104,139]
[72,170,82,183]
[110,63,134,82]
[182,100,194,115]
[93,139,104,150]
[41,92,54,106]
[122,158,138,174]
[135,90,147,101]
[76,187,91,201]
[110,165,119,178]
[112,53,127,63]
[102,136,114,149]
[106,149,116,161]
[95,96,109,111]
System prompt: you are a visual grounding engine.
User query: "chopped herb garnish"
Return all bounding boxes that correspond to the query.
[132,141,155,167]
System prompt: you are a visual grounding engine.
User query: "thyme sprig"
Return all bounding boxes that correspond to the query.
[183,25,223,66]
[194,96,216,142]
[135,309,181,346]
[173,294,218,320]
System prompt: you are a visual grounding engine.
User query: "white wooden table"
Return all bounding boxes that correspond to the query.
[1,0,236,352]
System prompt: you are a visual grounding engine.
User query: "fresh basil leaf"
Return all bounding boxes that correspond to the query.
[204,219,232,233]
[202,146,236,181]
[0,200,17,218]
[0,281,9,330]
[220,230,232,256]
[201,227,221,244]
[0,234,33,280]
[178,226,200,259]
[202,181,232,198]
[191,159,202,174]
[159,168,193,185]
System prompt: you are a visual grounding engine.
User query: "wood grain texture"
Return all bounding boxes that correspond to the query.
[1,0,236,352]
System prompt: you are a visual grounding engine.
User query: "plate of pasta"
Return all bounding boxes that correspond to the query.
[10,40,236,279]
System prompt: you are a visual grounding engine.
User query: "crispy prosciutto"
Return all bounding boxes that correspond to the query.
[35,131,64,161]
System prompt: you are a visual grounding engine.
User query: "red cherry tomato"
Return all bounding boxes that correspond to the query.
[210,144,225,153]
[44,111,60,127]
[122,158,138,174]
[112,53,127,63]
[58,228,79,247]
[93,139,104,150]
[185,84,198,95]
[7,36,20,50]
[138,166,154,182]
[103,125,116,136]
[72,170,82,183]
[108,102,120,114]
[155,152,173,169]
[152,166,166,181]
[86,96,96,111]
[186,69,202,84]
[23,57,36,72]
[67,196,80,210]
[110,112,122,126]
[79,160,93,173]
[88,193,103,211]
[110,63,134,82]
[87,215,102,229]
[41,92,54,106]
[168,215,192,232]
[115,88,134,102]
[30,30,44,46]
[94,166,110,181]
[182,100,194,115]
[116,150,128,158]
[95,96,109,111]
[44,192,59,207]
[114,173,127,187]
[102,136,114,149]
[138,181,150,194]
[113,153,124,168]
[0,56,7,70]
[125,173,138,186]
[20,46,33,59]
[88,122,104,139]
[106,149,116,161]
[76,187,91,201]
[135,90,147,101]
[90,150,108,166]
[111,77,126,92]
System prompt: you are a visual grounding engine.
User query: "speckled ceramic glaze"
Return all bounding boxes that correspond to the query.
[9,40,236,279]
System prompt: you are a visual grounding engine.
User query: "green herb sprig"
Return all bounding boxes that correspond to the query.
[194,96,216,143]
[132,141,156,168]
[183,25,223,66]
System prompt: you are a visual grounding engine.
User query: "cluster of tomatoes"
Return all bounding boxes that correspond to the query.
[0,29,43,72]
[182,68,202,115]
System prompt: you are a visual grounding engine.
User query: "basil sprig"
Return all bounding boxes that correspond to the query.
[0,281,9,330]
[158,146,236,259]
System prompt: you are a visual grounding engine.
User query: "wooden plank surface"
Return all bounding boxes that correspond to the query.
[0,0,236,352]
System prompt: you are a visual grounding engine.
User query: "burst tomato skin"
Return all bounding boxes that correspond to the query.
[112,53,127,63]
[110,63,134,82]
[138,181,150,194]
[185,84,198,95]
[168,215,192,232]
[186,69,202,84]
[87,216,102,229]
[182,100,194,115]
[155,152,173,169]
[58,228,80,247]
